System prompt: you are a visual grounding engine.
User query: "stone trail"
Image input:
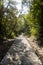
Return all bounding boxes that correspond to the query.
[0,35,42,65]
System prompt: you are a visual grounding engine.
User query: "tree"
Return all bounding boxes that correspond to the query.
[0,0,5,40]
[0,0,18,40]
[29,0,43,45]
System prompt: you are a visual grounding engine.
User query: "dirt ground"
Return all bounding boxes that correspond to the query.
[0,39,15,62]
[27,37,43,64]
[0,36,42,65]
[0,37,43,64]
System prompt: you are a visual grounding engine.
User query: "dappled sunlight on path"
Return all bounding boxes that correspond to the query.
[0,35,42,65]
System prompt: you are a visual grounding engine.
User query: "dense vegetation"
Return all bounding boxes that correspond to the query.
[0,0,43,45]
[29,0,43,45]
[22,0,43,45]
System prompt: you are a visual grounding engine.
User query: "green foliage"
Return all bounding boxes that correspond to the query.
[26,0,40,38]
[0,0,43,46]
[26,0,43,45]
[0,0,18,40]
[21,14,30,35]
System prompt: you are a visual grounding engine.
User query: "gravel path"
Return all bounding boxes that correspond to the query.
[0,35,42,65]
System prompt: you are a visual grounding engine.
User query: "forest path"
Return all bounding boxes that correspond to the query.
[0,34,42,65]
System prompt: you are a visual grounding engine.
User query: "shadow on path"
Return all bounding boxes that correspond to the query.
[0,36,42,65]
